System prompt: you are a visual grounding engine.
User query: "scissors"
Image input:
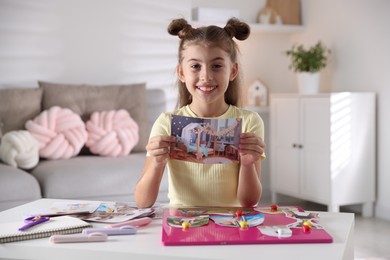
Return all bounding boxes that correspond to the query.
[18,216,50,231]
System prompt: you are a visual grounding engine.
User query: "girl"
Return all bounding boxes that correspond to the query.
[135,18,265,208]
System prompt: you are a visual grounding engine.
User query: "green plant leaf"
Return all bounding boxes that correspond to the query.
[285,41,331,73]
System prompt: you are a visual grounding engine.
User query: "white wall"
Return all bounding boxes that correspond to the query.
[297,0,390,220]
[0,0,191,110]
[193,0,390,219]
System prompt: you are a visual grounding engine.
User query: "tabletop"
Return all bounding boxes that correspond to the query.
[0,199,355,260]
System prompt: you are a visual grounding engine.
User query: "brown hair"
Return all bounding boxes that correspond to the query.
[168,18,250,109]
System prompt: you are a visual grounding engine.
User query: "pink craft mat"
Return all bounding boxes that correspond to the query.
[161,206,333,246]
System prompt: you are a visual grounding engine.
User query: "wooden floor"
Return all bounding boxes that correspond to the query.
[259,195,390,259]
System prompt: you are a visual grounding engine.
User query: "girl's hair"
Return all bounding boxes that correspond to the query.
[168,18,250,109]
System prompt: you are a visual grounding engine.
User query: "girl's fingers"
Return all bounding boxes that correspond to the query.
[239,144,264,155]
[150,147,170,156]
[146,136,176,153]
[240,134,265,146]
[146,136,176,164]
[239,133,265,154]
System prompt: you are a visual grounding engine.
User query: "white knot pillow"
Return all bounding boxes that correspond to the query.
[86,109,139,157]
[25,106,88,159]
[0,130,39,169]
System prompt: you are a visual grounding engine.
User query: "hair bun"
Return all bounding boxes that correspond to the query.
[224,18,250,41]
[167,18,194,39]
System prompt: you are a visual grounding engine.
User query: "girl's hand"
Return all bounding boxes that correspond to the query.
[238,133,265,166]
[146,135,176,165]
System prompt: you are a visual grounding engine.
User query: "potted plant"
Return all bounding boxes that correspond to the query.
[285,41,331,94]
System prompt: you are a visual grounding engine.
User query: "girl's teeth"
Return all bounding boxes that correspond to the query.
[198,86,215,91]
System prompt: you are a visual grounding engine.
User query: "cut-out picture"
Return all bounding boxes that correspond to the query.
[75,202,154,223]
[210,213,264,227]
[167,215,209,228]
[255,206,299,215]
[170,115,242,164]
[178,207,256,216]
[258,225,293,238]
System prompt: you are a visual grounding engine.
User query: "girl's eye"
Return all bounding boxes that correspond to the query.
[212,64,223,70]
[190,64,201,70]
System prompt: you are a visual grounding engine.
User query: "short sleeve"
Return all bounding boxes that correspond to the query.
[245,112,264,138]
[242,111,266,160]
[149,112,171,138]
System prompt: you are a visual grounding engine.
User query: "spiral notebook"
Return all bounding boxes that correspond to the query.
[0,216,92,243]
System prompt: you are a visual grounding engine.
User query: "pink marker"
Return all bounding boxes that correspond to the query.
[105,217,152,229]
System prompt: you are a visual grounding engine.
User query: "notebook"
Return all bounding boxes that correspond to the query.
[0,216,92,243]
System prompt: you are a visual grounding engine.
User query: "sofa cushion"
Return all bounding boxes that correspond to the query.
[25,106,88,159]
[0,88,43,137]
[0,130,39,169]
[30,154,168,203]
[85,110,139,157]
[0,164,41,211]
[39,81,148,153]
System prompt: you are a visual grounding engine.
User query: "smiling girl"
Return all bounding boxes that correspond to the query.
[135,18,266,208]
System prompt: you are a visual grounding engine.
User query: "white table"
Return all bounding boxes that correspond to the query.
[0,199,354,260]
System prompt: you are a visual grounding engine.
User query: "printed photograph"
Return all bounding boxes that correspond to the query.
[170,115,242,164]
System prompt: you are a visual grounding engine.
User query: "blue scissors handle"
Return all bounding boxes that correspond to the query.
[19,216,50,231]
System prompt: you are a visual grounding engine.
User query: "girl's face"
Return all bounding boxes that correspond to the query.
[177,44,238,108]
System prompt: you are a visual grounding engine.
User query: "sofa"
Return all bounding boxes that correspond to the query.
[0,82,169,211]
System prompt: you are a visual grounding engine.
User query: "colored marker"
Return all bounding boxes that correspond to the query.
[49,232,108,243]
[82,226,137,236]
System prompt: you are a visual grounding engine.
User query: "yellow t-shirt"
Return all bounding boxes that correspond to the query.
[149,105,265,207]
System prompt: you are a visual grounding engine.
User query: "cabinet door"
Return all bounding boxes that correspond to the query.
[299,97,331,203]
[270,97,300,195]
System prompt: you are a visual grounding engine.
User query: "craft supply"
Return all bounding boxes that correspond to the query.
[49,232,108,243]
[182,222,191,229]
[18,216,50,231]
[302,224,311,233]
[235,210,247,228]
[235,210,243,217]
[83,226,137,236]
[239,221,248,228]
[162,206,333,246]
[23,201,101,217]
[276,227,293,238]
[210,213,264,228]
[166,215,209,228]
[0,216,92,243]
[104,217,152,228]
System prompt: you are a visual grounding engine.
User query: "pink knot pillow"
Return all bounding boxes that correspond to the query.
[85,109,139,157]
[25,106,88,159]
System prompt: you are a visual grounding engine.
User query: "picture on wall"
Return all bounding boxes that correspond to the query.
[170,115,242,164]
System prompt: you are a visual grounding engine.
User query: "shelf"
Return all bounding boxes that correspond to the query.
[250,23,304,33]
[192,21,304,33]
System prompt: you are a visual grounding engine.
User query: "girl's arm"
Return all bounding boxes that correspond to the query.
[237,133,265,207]
[135,135,175,208]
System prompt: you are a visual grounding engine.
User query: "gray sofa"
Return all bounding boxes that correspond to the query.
[0,82,169,211]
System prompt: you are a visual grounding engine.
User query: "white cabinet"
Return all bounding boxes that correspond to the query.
[270,93,376,216]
